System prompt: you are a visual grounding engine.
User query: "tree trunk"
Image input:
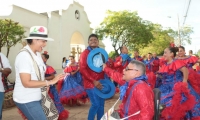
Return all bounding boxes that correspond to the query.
[0,43,2,52]
[6,47,10,58]
[112,40,119,56]
[114,47,119,56]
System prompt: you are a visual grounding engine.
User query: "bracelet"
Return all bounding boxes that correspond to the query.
[45,80,49,86]
[0,68,3,72]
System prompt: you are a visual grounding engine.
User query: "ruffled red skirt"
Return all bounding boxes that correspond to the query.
[188,68,200,95]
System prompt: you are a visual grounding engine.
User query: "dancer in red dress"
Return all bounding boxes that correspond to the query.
[156,47,200,119]
[177,46,200,94]
[58,56,88,106]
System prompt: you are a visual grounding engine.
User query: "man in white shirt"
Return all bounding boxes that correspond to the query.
[0,52,12,120]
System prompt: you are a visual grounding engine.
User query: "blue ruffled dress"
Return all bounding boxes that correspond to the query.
[45,65,69,120]
[156,60,200,119]
[59,65,88,104]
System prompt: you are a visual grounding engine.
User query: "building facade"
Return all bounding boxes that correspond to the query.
[0,1,105,81]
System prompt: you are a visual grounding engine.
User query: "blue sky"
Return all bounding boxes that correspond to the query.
[0,0,199,54]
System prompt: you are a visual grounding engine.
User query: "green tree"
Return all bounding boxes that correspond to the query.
[108,51,118,59]
[139,24,174,56]
[197,49,200,57]
[169,25,193,46]
[95,10,154,55]
[0,19,25,57]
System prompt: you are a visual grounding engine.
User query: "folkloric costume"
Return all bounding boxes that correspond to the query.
[132,56,143,62]
[106,58,115,69]
[145,68,156,89]
[143,58,158,89]
[104,66,154,120]
[58,64,88,105]
[79,46,105,120]
[144,58,155,72]
[106,57,120,93]
[182,56,199,69]
[159,57,166,68]
[170,42,175,47]
[156,59,200,119]
[152,57,160,73]
[178,56,200,94]
[45,65,69,120]
[113,54,131,91]
[196,65,200,73]
[114,54,131,73]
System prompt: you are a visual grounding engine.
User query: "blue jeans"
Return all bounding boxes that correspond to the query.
[86,88,105,120]
[15,101,47,120]
[0,92,4,120]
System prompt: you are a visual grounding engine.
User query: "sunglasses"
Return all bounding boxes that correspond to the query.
[124,67,138,71]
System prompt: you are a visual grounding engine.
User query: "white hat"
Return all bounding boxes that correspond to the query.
[25,26,54,41]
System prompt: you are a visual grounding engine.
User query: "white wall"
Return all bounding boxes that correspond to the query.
[0,5,47,81]
[0,1,105,81]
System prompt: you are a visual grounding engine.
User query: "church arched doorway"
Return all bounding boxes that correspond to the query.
[70,31,85,62]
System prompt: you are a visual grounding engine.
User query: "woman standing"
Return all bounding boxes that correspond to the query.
[13,26,64,120]
[156,47,200,119]
[177,46,200,94]
[62,57,67,69]
[177,46,200,69]
[42,51,69,120]
[58,56,88,106]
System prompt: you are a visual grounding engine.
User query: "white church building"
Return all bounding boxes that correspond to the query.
[0,1,105,81]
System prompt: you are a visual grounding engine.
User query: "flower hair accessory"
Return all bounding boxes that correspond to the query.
[24,26,54,41]
[44,51,48,55]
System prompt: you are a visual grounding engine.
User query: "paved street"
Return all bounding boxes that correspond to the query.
[2,93,120,120]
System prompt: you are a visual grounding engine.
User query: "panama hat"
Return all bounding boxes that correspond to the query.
[87,48,108,73]
[94,78,116,99]
[25,26,54,41]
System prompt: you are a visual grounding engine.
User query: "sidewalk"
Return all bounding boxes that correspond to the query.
[2,93,120,120]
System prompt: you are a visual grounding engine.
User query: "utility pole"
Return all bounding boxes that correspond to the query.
[177,14,181,46]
